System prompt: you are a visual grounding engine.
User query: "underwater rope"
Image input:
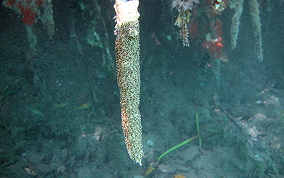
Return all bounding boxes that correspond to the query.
[114,0,144,165]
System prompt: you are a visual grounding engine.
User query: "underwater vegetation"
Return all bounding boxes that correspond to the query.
[145,135,200,176]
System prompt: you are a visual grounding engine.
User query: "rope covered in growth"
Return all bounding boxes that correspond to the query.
[114,0,143,166]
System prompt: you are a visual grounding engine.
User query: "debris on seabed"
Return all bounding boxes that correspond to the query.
[24,167,36,176]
